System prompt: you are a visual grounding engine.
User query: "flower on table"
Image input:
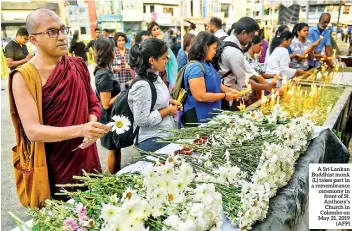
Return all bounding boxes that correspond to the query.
[163,214,183,230]
[244,110,264,122]
[100,203,120,224]
[63,217,79,231]
[75,203,88,224]
[109,194,120,204]
[236,182,270,230]
[122,188,138,201]
[179,162,195,185]
[108,115,131,134]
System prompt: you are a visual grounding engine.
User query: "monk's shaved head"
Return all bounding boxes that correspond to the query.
[26,8,58,34]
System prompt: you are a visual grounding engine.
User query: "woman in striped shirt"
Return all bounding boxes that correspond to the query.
[112,32,133,89]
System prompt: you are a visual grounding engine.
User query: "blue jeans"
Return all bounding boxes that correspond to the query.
[135,137,168,153]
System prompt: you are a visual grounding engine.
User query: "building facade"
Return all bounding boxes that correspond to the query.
[1,0,60,38]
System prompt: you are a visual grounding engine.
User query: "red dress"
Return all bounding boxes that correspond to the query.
[42,56,101,196]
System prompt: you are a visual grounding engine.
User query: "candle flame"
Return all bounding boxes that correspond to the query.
[237,99,246,111]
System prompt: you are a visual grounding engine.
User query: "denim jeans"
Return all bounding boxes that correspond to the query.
[135,137,168,153]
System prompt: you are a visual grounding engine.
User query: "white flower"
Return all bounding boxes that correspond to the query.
[179,219,197,230]
[108,115,131,134]
[176,180,187,192]
[122,188,138,201]
[151,203,164,218]
[163,163,175,179]
[139,200,152,219]
[100,203,120,224]
[101,223,118,231]
[179,162,195,185]
[223,150,230,163]
[119,197,145,223]
[163,215,183,230]
[109,194,120,204]
[152,188,168,204]
[204,160,213,168]
[165,180,178,196]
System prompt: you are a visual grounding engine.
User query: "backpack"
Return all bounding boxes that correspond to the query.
[171,60,205,101]
[211,36,228,71]
[212,38,244,80]
[110,76,157,148]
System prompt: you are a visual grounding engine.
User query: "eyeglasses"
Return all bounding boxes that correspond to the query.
[31,26,70,38]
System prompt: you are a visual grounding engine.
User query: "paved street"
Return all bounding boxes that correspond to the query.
[1,64,140,230]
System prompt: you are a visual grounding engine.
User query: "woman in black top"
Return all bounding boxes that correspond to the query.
[70,32,88,64]
[94,37,121,173]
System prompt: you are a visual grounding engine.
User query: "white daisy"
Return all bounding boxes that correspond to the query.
[108,115,131,134]
[100,203,120,224]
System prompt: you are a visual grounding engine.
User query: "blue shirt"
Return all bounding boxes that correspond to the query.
[176,36,182,49]
[182,61,222,123]
[177,49,188,71]
[348,27,352,33]
[308,25,331,66]
[166,47,178,86]
[126,35,132,49]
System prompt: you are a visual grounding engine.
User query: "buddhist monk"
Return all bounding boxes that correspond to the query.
[10,8,110,198]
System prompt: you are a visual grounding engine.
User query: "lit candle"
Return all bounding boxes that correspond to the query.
[176,89,186,104]
[332,49,336,60]
[261,94,268,112]
[322,65,326,81]
[237,98,246,111]
[286,90,292,102]
[282,79,288,96]
[239,84,252,95]
[270,90,276,109]
[303,90,308,110]
[291,86,295,107]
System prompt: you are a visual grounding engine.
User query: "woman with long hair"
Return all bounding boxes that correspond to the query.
[148,21,178,90]
[275,25,289,37]
[181,31,241,126]
[112,32,133,88]
[177,33,196,70]
[94,37,121,173]
[70,32,88,65]
[256,28,269,63]
[264,31,307,81]
[128,38,180,152]
[246,36,275,79]
[290,23,321,70]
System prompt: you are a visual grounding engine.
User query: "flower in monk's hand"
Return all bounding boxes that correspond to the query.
[108,115,131,134]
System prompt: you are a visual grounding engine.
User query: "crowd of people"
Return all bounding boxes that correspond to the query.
[3,8,348,206]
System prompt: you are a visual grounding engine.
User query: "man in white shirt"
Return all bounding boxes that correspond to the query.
[208,17,228,40]
[220,17,264,90]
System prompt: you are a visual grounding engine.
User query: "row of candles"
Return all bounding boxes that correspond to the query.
[260,79,322,118]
